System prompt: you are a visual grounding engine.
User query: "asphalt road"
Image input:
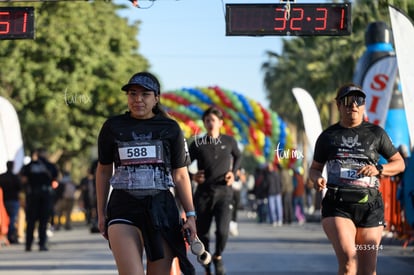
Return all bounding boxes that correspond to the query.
[0,210,413,275]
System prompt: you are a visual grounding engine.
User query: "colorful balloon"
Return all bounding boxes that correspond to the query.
[161,86,294,165]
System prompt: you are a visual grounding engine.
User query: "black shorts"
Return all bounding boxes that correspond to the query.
[321,188,385,228]
[106,189,183,261]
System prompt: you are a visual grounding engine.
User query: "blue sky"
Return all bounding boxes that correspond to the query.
[114,0,302,108]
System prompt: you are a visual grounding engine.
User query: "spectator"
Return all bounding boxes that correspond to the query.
[55,171,76,230]
[292,168,306,224]
[0,161,22,243]
[266,163,283,227]
[21,148,58,251]
[253,165,269,223]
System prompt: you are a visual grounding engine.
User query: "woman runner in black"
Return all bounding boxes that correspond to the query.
[96,72,196,275]
[309,83,405,275]
[189,106,242,275]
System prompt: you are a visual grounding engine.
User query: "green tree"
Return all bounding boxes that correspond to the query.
[0,1,149,179]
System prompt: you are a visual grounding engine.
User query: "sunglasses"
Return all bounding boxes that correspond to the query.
[340,95,365,107]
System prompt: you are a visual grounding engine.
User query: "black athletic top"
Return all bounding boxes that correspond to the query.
[313,121,397,189]
[21,158,58,189]
[98,112,191,192]
[0,170,22,201]
[189,134,242,187]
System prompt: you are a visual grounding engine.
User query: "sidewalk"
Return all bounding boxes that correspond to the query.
[0,210,413,275]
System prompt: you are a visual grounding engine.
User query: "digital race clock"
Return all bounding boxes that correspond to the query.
[0,7,35,40]
[226,3,351,36]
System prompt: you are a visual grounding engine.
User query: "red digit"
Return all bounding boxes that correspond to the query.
[14,11,28,34]
[290,8,304,31]
[315,8,327,30]
[0,12,10,34]
[22,12,28,33]
[340,8,345,29]
[274,8,286,31]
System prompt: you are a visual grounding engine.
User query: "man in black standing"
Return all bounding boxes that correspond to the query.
[21,148,58,251]
[189,107,242,275]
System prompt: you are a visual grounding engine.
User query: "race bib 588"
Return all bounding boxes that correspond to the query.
[117,140,164,166]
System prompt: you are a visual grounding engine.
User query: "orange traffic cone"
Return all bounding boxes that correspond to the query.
[0,188,10,247]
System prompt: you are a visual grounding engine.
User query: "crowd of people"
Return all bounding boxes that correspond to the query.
[245,163,309,227]
[0,149,98,252]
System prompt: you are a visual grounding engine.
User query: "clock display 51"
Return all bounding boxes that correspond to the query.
[0,7,35,40]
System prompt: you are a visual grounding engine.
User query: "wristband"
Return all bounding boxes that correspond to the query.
[186,211,197,218]
[375,164,383,175]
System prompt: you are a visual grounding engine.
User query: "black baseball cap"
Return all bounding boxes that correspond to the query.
[335,84,366,100]
[121,72,160,95]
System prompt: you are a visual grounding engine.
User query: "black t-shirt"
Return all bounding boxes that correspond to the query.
[21,158,58,189]
[313,121,397,188]
[0,171,22,201]
[266,170,282,195]
[189,134,241,186]
[253,169,269,199]
[98,112,191,190]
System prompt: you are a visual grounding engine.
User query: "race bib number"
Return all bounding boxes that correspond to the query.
[117,140,164,166]
[340,168,370,184]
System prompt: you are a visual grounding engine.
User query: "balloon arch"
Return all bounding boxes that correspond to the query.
[161,86,295,166]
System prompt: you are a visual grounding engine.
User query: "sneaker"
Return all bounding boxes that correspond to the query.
[213,256,225,275]
[39,245,49,251]
[47,228,54,237]
[229,221,239,236]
